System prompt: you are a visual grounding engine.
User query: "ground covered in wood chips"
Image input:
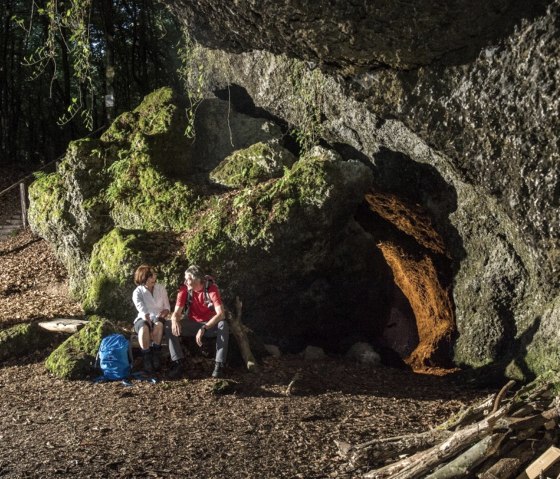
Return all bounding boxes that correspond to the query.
[0,229,494,479]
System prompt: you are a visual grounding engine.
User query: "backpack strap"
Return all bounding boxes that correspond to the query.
[185,276,215,318]
[204,277,215,311]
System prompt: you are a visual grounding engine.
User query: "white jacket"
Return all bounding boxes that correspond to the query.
[132,283,170,322]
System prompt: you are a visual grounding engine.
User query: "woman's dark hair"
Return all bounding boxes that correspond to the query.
[134,264,155,286]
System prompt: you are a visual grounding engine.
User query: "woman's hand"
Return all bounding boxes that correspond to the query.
[158,309,170,320]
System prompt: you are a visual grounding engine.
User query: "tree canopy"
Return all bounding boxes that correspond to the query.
[0,0,182,168]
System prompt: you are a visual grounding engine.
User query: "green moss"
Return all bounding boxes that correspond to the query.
[105,148,200,231]
[184,150,334,267]
[0,322,55,362]
[134,87,178,136]
[83,228,187,321]
[45,315,119,379]
[27,171,66,236]
[100,111,137,143]
[100,88,178,142]
[210,142,295,188]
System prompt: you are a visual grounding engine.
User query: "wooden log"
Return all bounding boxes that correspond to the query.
[506,407,560,433]
[228,296,258,372]
[364,406,511,479]
[423,433,506,479]
[345,430,453,468]
[38,318,88,334]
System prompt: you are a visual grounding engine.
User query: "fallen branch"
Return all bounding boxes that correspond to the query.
[286,369,302,396]
[423,433,506,479]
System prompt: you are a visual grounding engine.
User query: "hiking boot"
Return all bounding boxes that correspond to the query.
[167,359,185,380]
[151,345,162,371]
[212,362,225,378]
[142,349,154,373]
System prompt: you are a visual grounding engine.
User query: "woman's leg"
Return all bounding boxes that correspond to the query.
[151,321,164,345]
[135,320,153,372]
[151,321,164,371]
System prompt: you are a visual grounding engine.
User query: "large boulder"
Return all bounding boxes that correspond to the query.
[29,88,383,350]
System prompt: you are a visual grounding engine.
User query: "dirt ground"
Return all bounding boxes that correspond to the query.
[0,229,494,479]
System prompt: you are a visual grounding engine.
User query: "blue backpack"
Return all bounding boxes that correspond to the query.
[96,334,131,380]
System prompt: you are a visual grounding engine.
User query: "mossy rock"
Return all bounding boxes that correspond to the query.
[0,322,58,363]
[45,315,120,379]
[83,228,187,321]
[101,87,192,179]
[210,141,296,188]
[105,146,200,232]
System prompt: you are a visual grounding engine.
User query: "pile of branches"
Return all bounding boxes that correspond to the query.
[336,376,560,479]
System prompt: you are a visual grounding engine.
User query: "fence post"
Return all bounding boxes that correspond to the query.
[19,182,27,228]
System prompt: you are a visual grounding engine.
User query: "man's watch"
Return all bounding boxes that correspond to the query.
[201,325,207,332]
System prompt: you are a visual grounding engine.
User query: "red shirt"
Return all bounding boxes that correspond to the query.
[175,283,223,323]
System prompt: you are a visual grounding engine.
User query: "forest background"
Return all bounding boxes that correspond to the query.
[0,0,183,173]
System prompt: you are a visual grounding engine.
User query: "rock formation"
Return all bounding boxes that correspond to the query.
[28,1,559,378]
[165,0,560,375]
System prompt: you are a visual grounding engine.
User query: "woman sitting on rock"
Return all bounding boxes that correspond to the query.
[132,264,170,373]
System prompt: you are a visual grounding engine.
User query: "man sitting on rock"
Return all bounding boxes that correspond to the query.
[166,265,229,379]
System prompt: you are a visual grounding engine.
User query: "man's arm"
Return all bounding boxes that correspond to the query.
[195,303,225,347]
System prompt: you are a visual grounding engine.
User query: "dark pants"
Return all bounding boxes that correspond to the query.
[165,319,229,363]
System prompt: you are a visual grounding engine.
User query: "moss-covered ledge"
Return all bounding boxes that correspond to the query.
[0,322,59,363]
[210,141,296,188]
[45,315,120,379]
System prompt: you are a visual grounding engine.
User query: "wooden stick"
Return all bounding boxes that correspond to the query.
[228,296,258,372]
[436,396,494,432]
[492,380,516,413]
[423,433,506,479]
[346,430,453,468]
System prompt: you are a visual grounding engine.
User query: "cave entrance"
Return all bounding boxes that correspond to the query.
[355,190,456,373]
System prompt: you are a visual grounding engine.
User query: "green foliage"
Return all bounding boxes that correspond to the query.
[21,0,94,129]
[177,29,206,139]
